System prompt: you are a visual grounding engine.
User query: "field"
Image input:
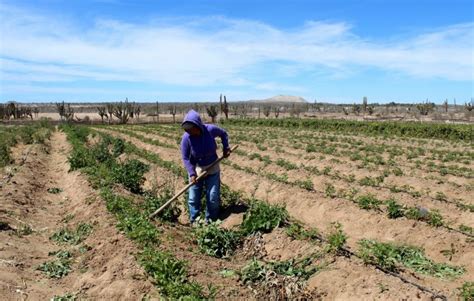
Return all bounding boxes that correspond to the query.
[1,118,473,300]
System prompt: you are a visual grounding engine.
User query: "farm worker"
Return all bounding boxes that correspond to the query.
[180,110,231,224]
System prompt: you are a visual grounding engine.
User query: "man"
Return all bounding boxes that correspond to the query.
[180,110,231,224]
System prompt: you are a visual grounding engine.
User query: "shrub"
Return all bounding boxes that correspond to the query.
[139,248,204,299]
[193,222,242,258]
[68,148,95,170]
[50,223,92,245]
[143,190,181,222]
[112,159,150,193]
[357,194,382,210]
[386,199,404,219]
[241,200,288,235]
[358,239,464,278]
[326,222,347,252]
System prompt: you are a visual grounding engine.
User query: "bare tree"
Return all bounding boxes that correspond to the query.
[273,106,280,118]
[169,105,177,123]
[263,105,271,117]
[465,99,473,112]
[219,94,229,120]
[112,98,133,124]
[206,105,218,123]
[33,107,39,119]
[56,101,74,122]
[352,104,361,115]
[416,100,435,116]
[97,106,108,124]
[106,103,114,124]
[443,99,448,113]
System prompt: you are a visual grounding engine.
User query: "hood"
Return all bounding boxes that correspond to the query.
[182,110,204,131]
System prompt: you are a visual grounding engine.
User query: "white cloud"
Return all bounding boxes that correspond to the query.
[0,3,473,92]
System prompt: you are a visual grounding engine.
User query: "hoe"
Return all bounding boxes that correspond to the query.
[149,145,239,219]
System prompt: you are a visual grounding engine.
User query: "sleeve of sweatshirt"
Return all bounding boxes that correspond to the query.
[180,135,196,177]
[208,125,230,151]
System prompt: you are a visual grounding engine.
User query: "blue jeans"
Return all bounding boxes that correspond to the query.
[188,172,220,223]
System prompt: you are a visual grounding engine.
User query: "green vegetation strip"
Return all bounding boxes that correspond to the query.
[61,124,208,299]
[221,118,474,141]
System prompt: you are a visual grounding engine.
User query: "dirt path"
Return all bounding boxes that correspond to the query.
[0,130,156,300]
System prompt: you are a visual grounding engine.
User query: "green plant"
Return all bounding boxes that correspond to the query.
[15,224,33,236]
[459,224,473,235]
[386,199,404,219]
[286,222,319,241]
[427,210,444,227]
[193,221,241,258]
[112,159,150,193]
[139,248,205,299]
[326,222,347,252]
[459,282,473,301]
[324,183,337,198]
[50,223,92,245]
[51,293,77,301]
[37,259,71,278]
[240,200,288,235]
[358,239,464,278]
[295,178,314,191]
[357,194,382,210]
[47,187,63,194]
[240,259,266,284]
[68,147,95,170]
[143,191,181,222]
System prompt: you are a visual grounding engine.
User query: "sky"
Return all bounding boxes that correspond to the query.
[0,0,473,103]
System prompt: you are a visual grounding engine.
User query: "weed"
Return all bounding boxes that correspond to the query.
[326,222,347,252]
[112,159,150,193]
[358,239,464,278]
[50,223,92,245]
[459,282,473,301]
[47,187,63,194]
[357,194,382,210]
[286,222,319,241]
[295,178,314,191]
[15,224,33,237]
[143,191,181,222]
[193,221,242,258]
[459,224,473,235]
[37,259,71,278]
[240,259,266,284]
[324,183,337,199]
[51,293,77,301]
[139,248,205,299]
[386,199,404,219]
[241,200,288,235]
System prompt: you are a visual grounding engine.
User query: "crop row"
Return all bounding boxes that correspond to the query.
[95,125,474,299]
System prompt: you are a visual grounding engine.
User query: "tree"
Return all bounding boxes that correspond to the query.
[169,105,177,123]
[352,104,361,115]
[112,98,133,124]
[263,105,271,117]
[219,94,229,120]
[443,99,448,113]
[206,105,218,123]
[273,106,280,118]
[97,106,108,123]
[465,99,473,112]
[362,97,368,113]
[416,100,435,116]
[106,103,114,124]
[56,101,74,122]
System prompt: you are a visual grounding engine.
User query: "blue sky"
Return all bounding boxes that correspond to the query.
[0,0,473,103]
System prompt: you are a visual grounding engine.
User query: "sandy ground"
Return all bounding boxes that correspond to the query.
[0,131,156,300]
[97,126,468,299]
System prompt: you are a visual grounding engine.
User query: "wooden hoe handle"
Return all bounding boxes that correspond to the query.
[148,145,238,219]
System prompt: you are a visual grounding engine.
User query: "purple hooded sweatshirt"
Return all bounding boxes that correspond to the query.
[180,110,229,177]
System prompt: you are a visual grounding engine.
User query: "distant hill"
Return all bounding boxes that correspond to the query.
[250,95,308,103]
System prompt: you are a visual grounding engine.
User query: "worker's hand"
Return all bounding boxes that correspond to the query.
[223,148,231,158]
[190,175,197,184]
